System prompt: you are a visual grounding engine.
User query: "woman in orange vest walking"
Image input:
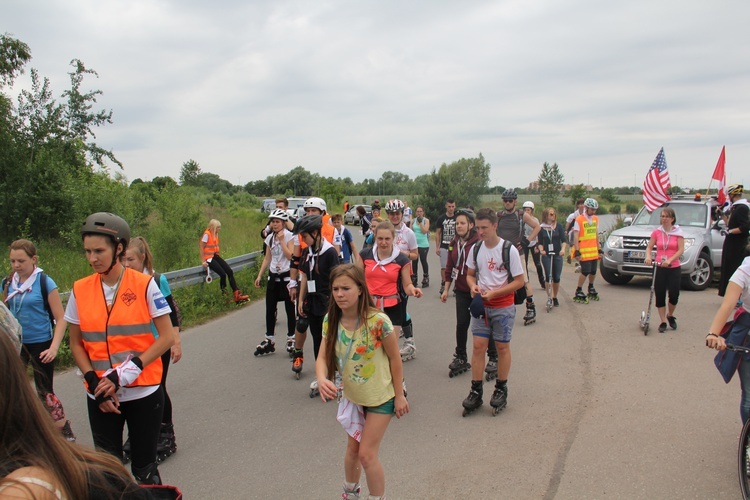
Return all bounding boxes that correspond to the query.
[65,212,174,485]
[200,219,249,303]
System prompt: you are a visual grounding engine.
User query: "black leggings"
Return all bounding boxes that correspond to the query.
[87,387,164,469]
[21,339,55,396]
[266,273,296,337]
[654,266,680,308]
[412,247,430,277]
[455,290,497,359]
[309,315,324,359]
[160,349,173,425]
[524,247,545,285]
[208,255,238,292]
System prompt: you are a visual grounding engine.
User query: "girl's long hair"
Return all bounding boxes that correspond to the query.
[0,323,140,498]
[127,236,154,274]
[207,219,221,237]
[324,264,377,380]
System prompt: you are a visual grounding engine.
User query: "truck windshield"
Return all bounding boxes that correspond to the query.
[632,204,707,228]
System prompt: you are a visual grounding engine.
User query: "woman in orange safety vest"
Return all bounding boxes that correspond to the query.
[200,219,249,303]
[65,212,174,485]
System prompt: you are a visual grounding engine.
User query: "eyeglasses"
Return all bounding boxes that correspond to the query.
[502,199,514,203]
[549,213,556,216]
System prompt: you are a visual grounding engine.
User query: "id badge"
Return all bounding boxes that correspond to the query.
[451,268,458,280]
[307,280,317,293]
[548,244,554,253]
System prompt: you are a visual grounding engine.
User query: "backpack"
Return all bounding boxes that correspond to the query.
[153,272,183,331]
[472,240,527,306]
[2,272,55,327]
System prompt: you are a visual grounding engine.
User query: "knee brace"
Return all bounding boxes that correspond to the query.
[296,316,309,333]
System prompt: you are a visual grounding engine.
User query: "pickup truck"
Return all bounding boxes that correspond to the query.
[600,196,725,291]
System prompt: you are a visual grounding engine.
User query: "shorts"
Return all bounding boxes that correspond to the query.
[470,305,516,343]
[364,397,395,415]
[440,247,450,268]
[383,302,405,326]
[580,260,598,276]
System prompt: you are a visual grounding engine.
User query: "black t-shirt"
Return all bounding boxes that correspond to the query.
[299,245,340,317]
[435,214,457,248]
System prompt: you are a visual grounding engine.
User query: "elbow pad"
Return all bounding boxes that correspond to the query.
[290,255,301,270]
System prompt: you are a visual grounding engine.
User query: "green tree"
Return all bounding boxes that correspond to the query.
[0,34,31,88]
[414,153,490,219]
[568,183,586,205]
[600,188,621,203]
[180,159,201,186]
[538,162,564,208]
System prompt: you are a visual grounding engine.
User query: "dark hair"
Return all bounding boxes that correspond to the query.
[661,207,677,224]
[476,207,497,224]
[446,198,456,204]
[576,198,585,206]
[275,197,289,208]
[323,265,378,379]
[356,206,366,216]
[0,324,143,498]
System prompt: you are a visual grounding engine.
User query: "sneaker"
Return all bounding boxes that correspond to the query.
[667,316,677,330]
[553,298,559,307]
[61,420,76,442]
[658,322,667,333]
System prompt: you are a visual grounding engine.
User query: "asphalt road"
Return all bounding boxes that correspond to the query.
[53,229,743,499]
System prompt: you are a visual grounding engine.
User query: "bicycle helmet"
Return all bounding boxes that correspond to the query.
[303,197,327,212]
[522,201,535,210]
[727,184,744,196]
[583,198,599,210]
[384,199,405,213]
[81,212,131,274]
[269,208,289,221]
[502,189,517,200]
[293,215,323,235]
[455,208,476,224]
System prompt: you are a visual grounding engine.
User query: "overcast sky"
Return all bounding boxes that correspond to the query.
[5,0,750,190]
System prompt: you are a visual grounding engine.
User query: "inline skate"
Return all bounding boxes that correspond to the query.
[291,349,304,379]
[309,379,319,398]
[286,336,295,357]
[123,437,131,464]
[462,380,483,417]
[156,424,176,463]
[573,288,588,304]
[400,339,416,362]
[422,274,429,288]
[233,289,249,304]
[587,284,599,301]
[254,337,275,356]
[342,482,361,500]
[485,357,498,382]
[490,380,508,416]
[523,302,536,326]
[448,353,471,378]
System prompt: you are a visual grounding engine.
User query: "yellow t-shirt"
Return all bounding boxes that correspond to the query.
[322,311,395,407]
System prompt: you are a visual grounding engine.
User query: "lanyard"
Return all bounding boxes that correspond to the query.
[337,318,360,372]
[660,228,671,253]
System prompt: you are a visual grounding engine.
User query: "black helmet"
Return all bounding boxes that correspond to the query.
[502,189,517,200]
[293,215,323,235]
[81,212,130,247]
[455,208,476,224]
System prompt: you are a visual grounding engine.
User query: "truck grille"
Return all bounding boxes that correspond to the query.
[623,237,649,249]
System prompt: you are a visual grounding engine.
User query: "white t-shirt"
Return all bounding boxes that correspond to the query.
[264,229,295,274]
[730,257,750,314]
[333,226,343,247]
[65,277,171,402]
[403,207,412,223]
[394,224,418,253]
[466,239,524,292]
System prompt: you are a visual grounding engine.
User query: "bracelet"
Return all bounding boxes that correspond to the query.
[706,333,718,339]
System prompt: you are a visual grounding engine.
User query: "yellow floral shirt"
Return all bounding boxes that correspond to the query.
[323,311,395,407]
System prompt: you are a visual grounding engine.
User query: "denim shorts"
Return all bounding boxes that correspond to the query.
[364,397,395,415]
[470,305,516,343]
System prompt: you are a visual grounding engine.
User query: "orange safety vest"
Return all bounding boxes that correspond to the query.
[575,214,599,261]
[298,214,336,249]
[202,229,220,260]
[73,268,162,388]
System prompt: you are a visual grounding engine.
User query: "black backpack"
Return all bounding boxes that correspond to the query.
[2,272,55,327]
[472,240,527,305]
[153,272,183,331]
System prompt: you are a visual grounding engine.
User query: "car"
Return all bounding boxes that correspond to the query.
[344,205,372,225]
[600,196,726,291]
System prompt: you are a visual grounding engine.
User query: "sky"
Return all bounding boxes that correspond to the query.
[4,0,750,190]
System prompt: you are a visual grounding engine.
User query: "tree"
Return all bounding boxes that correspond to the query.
[0,34,31,89]
[414,154,490,219]
[180,159,201,186]
[600,188,621,203]
[568,184,586,205]
[538,162,564,208]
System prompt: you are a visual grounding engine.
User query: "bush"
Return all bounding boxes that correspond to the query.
[610,205,621,214]
[626,204,639,214]
[596,205,608,215]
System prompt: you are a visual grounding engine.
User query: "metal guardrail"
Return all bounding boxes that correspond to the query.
[163,251,263,290]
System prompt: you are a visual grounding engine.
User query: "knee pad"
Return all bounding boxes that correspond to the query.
[296,317,309,333]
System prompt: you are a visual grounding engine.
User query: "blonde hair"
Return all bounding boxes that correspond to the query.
[126,236,154,274]
[207,219,221,236]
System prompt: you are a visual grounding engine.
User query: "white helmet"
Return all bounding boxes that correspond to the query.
[584,198,599,210]
[269,208,289,221]
[303,197,327,212]
[384,199,405,213]
[522,201,535,210]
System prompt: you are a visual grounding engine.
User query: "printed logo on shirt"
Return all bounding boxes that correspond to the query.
[154,294,168,310]
[121,288,137,306]
[487,258,499,272]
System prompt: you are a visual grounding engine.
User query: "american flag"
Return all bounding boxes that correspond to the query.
[642,147,671,211]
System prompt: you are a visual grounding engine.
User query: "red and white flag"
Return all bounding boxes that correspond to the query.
[712,146,726,205]
[642,147,671,211]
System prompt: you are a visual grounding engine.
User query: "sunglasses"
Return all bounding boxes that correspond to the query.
[502,199,514,203]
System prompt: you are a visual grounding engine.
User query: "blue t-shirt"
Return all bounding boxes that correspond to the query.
[151,273,173,338]
[340,228,354,263]
[7,273,57,344]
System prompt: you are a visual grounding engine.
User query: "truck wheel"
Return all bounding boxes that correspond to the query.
[600,265,633,285]
[683,251,713,291]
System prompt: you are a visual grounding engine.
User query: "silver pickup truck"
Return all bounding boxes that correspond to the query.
[600,196,725,291]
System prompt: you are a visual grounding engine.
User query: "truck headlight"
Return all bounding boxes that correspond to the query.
[607,235,622,249]
[683,238,695,250]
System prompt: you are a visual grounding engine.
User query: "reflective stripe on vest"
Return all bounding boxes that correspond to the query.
[73,268,162,387]
[576,214,599,261]
[202,230,220,260]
